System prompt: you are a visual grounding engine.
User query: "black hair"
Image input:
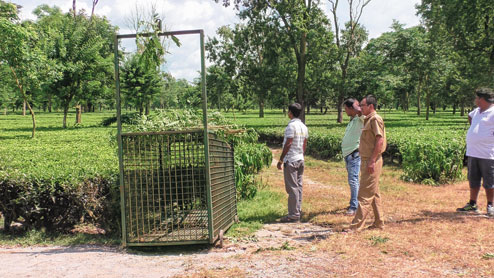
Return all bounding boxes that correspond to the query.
[288,103,302,118]
[475,87,494,103]
[343,98,356,108]
[364,95,377,109]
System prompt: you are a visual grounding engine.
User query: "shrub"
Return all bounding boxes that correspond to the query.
[0,171,118,233]
[100,112,140,126]
[399,138,465,185]
[234,142,272,199]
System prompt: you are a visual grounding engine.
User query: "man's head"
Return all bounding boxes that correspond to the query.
[360,95,377,116]
[288,103,302,119]
[343,98,361,117]
[475,88,494,109]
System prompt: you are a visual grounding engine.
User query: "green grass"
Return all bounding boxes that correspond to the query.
[228,189,286,238]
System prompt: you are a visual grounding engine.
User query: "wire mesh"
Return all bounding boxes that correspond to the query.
[208,134,237,238]
[122,130,209,243]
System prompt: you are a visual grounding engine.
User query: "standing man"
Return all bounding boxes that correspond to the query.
[457,88,494,216]
[341,98,365,216]
[277,103,309,223]
[350,95,387,231]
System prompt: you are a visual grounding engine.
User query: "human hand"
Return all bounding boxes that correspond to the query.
[367,160,375,174]
[277,161,283,170]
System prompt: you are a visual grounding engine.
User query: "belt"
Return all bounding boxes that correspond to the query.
[345,149,359,158]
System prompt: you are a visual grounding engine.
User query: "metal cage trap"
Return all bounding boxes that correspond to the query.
[114,30,237,247]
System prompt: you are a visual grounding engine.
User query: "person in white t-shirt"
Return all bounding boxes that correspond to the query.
[277,103,309,223]
[457,88,494,216]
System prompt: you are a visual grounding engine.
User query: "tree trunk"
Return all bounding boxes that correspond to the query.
[258,99,264,118]
[26,101,36,138]
[417,83,421,116]
[425,76,430,120]
[48,96,52,112]
[460,101,465,116]
[295,31,307,123]
[406,91,410,111]
[145,102,150,115]
[296,65,306,122]
[336,93,344,123]
[23,99,26,116]
[9,66,35,136]
[75,105,82,124]
[425,92,430,120]
[453,103,457,115]
[91,0,98,18]
[324,107,328,114]
[63,105,69,128]
[306,104,310,115]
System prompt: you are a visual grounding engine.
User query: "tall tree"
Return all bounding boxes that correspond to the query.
[216,0,325,123]
[120,53,162,114]
[0,1,46,137]
[417,0,494,114]
[417,0,494,86]
[36,7,116,127]
[328,0,371,123]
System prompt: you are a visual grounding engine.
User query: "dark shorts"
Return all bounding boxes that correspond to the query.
[468,156,494,189]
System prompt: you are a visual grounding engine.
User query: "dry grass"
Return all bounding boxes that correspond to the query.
[180,267,247,278]
[263,149,494,277]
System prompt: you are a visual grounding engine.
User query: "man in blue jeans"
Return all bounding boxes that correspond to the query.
[341,98,364,216]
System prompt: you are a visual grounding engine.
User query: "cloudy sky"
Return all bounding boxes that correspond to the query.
[14,0,421,81]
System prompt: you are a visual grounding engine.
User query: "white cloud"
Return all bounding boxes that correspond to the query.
[15,0,420,81]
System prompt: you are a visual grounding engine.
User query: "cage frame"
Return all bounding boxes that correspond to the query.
[114,29,235,247]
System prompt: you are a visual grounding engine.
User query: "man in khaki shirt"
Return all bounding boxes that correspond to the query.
[350,95,387,231]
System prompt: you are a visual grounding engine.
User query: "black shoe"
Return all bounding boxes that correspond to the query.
[280,216,300,223]
[456,203,479,213]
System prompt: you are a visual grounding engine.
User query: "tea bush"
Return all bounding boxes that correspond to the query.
[0,113,119,233]
[225,109,468,185]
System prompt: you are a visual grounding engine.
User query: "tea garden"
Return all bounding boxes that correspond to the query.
[0,108,469,237]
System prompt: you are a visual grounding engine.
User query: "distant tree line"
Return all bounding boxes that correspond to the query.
[1,0,493,137]
[207,0,494,121]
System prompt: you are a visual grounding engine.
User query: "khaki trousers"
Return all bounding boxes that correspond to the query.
[350,156,384,231]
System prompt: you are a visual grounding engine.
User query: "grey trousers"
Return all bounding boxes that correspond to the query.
[283,160,305,218]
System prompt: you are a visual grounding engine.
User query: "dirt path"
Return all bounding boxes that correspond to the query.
[0,223,335,278]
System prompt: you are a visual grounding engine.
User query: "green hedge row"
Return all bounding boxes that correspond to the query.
[0,171,118,233]
[257,128,465,185]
